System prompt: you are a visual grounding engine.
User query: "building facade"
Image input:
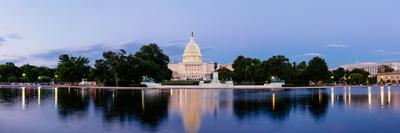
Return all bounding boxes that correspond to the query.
[168,33,233,81]
[341,62,400,76]
[377,71,400,84]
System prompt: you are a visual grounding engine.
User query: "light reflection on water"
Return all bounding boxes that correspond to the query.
[0,86,400,133]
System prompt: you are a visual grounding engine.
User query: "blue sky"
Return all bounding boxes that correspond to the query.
[0,0,399,68]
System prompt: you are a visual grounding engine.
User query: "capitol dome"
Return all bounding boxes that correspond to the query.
[182,32,202,63]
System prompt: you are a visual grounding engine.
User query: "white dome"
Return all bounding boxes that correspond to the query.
[182,33,202,63]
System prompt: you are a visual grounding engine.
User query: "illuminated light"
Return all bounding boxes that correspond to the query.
[22,87,26,110]
[38,87,41,105]
[348,87,351,105]
[54,87,58,108]
[142,90,145,111]
[388,86,391,105]
[343,87,347,105]
[368,86,372,109]
[272,93,276,111]
[331,87,335,107]
[380,86,384,108]
[318,89,322,104]
[22,73,26,77]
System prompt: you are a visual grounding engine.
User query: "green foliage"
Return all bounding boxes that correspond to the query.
[305,57,330,84]
[94,43,172,86]
[332,67,346,82]
[55,54,91,83]
[379,65,394,73]
[346,68,371,85]
[232,55,265,84]
[0,62,55,83]
[263,55,292,80]
[217,67,234,81]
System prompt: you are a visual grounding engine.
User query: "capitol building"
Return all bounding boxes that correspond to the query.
[168,33,233,81]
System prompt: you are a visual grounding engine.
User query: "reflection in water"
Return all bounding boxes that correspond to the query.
[1,87,400,133]
[169,89,233,133]
[388,87,391,106]
[381,86,384,107]
[331,87,334,107]
[38,87,41,105]
[22,87,25,110]
[368,86,372,108]
[54,87,58,108]
[233,89,329,121]
[92,89,170,131]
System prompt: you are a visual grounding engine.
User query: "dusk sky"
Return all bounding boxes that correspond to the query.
[0,0,399,68]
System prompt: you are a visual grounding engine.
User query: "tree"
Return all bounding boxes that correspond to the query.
[55,54,91,83]
[101,50,127,86]
[232,55,247,83]
[232,55,265,84]
[0,62,19,82]
[305,57,330,84]
[332,67,346,82]
[347,68,370,85]
[94,44,171,86]
[217,67,234,81]
[263,55,292,80]
[134,44,172,82]
[379,65,394,73]
[349,73,364,85]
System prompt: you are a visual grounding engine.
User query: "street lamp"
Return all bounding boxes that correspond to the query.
[22,73,26,77]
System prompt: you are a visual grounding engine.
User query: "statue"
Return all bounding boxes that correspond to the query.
[214,62,218,71]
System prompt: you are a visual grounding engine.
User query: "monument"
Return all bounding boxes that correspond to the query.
[168,33,233,81]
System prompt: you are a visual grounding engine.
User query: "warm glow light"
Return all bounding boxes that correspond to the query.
[141,90,145,111]
[272,93,276,111]
[38,87,41,105]
[380,86,384,108]
[343,87,347,105]
[331,87,334,107]
[388,86,391,106]
[318,89,322,104]
[348,87,351,105]
[54,87,58,108]
[22,87,26,110]
[22,73,26,77]
[368,86,372,109]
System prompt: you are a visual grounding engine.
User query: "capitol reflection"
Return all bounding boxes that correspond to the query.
[2,87,400,132]
[169,89,234,133]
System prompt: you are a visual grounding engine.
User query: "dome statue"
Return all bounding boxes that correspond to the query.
[182,32,202,63]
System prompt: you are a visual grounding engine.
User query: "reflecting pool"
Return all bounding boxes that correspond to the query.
[0,86,400,133]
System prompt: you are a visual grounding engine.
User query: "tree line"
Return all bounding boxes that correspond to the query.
[0,43,172,86]
[0,43,383,86]
[218,55,377,86]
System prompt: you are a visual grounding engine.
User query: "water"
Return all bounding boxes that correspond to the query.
[0,86,399,133]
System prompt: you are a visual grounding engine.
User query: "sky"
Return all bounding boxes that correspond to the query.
[0,0,399,68]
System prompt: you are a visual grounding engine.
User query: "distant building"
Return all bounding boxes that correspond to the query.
[340,62,400,76]
[168,33,233,81]
[377,71,400,84]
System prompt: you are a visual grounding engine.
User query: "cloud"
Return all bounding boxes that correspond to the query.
[326,44,348,48]
[0,37,5,45]
[6,33,23,40]
[373,49,400,56]
[0,54,28,63]
[163,39,186,45]
[297,52,324,57]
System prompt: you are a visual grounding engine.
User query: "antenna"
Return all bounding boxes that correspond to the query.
[356,56,359,64]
